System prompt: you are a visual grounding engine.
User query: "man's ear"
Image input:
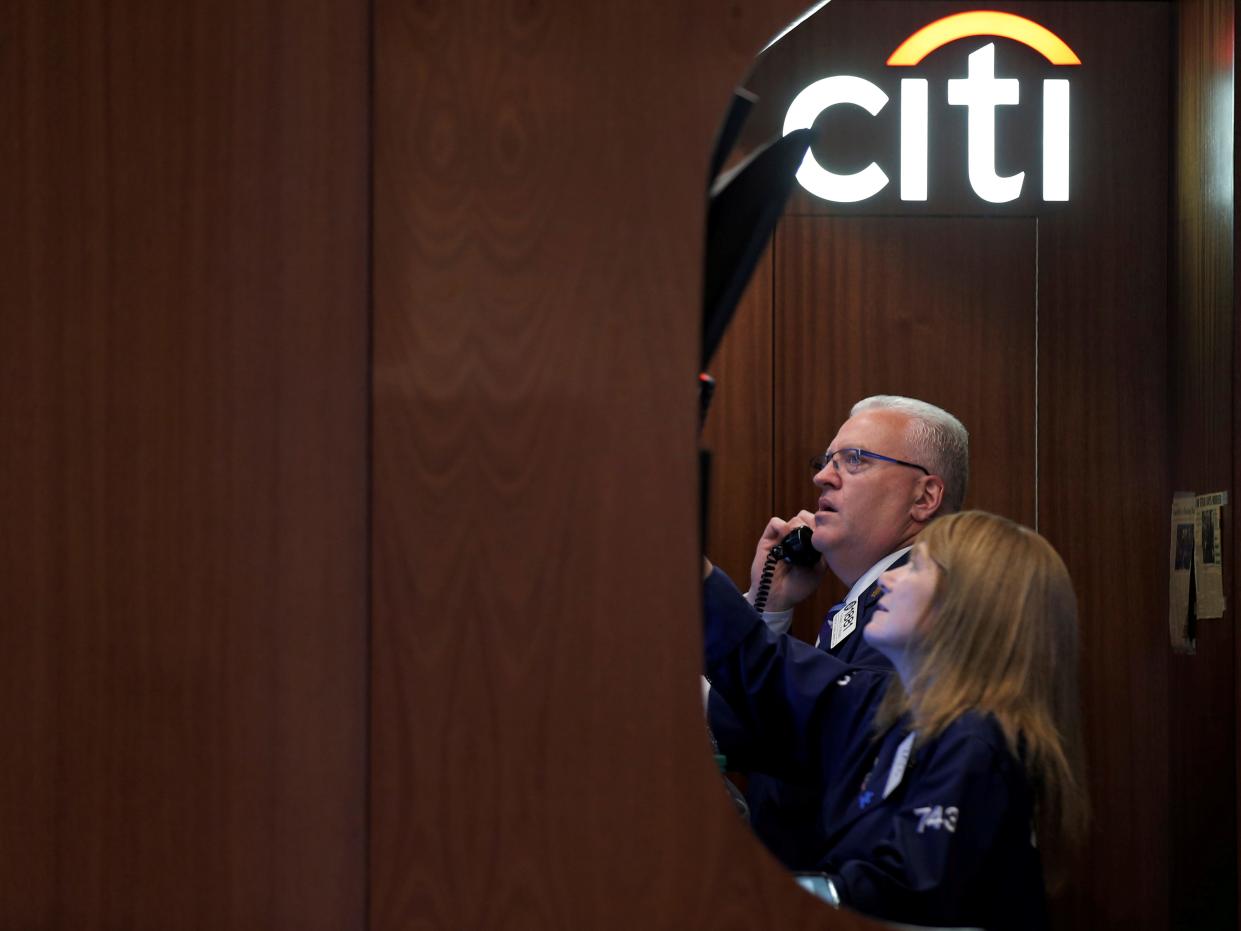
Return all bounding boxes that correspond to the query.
[911,475,945,523]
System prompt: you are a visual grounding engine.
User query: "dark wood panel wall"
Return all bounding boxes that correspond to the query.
[369,2,875,929]
[0,1,370,928]
[1236,7,1241,923]
[701,247,775,587]
[1035,7,1173,927]
[1171,2,1237,927]
[4,0,1240,929]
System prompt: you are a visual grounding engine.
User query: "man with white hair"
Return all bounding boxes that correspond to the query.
[747,395,969,667]
[710,395,970,868]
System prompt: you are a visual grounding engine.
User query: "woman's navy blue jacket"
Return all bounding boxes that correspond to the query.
[704,568,1047,930]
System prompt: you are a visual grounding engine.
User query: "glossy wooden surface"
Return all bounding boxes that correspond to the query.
[370,0,874,928]
[1170,1,1237,926]
[1236,1,1241,906]
[6,1,1236,928]
[1236,7,1241,919]
[702,246,775,588]
[1034,6,1173,927]
[0,1,370,927]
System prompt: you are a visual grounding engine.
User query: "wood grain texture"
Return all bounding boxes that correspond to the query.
[1170,2,1237,927]
[1236,1,1241,908]
[702,246,775,589]
[772,216,1037,642]
[0,1,369,927]
[1236,5,1241,918]
[370,1,876,929]
[1034,5,1173,928]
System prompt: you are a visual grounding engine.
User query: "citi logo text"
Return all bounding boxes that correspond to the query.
[783,11,1081,204]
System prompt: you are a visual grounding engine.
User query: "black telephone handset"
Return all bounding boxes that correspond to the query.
[771,525,820,568]
[753,526,819,614]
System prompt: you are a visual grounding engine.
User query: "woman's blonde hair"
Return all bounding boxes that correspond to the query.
[874,510,1089,884]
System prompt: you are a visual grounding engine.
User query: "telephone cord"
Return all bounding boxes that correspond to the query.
[752,550,780,614]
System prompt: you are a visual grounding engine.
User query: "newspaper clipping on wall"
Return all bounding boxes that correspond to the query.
[1194,491,1227,619]
[1169,493,1196,654]
[1169,490,1228,653]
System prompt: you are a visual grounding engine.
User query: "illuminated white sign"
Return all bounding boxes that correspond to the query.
[783,12,1080,205]
[784,76,891,202]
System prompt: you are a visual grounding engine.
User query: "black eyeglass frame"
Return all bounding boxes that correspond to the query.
[810,447,931,476]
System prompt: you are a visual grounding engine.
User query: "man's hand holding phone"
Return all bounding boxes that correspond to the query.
[748,511,827,613]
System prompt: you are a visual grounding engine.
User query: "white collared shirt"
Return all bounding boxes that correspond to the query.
[842,546,913,615]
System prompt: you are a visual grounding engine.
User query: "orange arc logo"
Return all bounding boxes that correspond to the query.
[887,11,1081,66]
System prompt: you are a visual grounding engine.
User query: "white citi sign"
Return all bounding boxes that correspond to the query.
[783,11,1081,204]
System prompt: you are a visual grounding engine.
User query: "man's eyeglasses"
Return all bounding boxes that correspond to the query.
[810,448,930,476]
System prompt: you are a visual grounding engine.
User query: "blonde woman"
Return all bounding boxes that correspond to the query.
[703,511,1087,929]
